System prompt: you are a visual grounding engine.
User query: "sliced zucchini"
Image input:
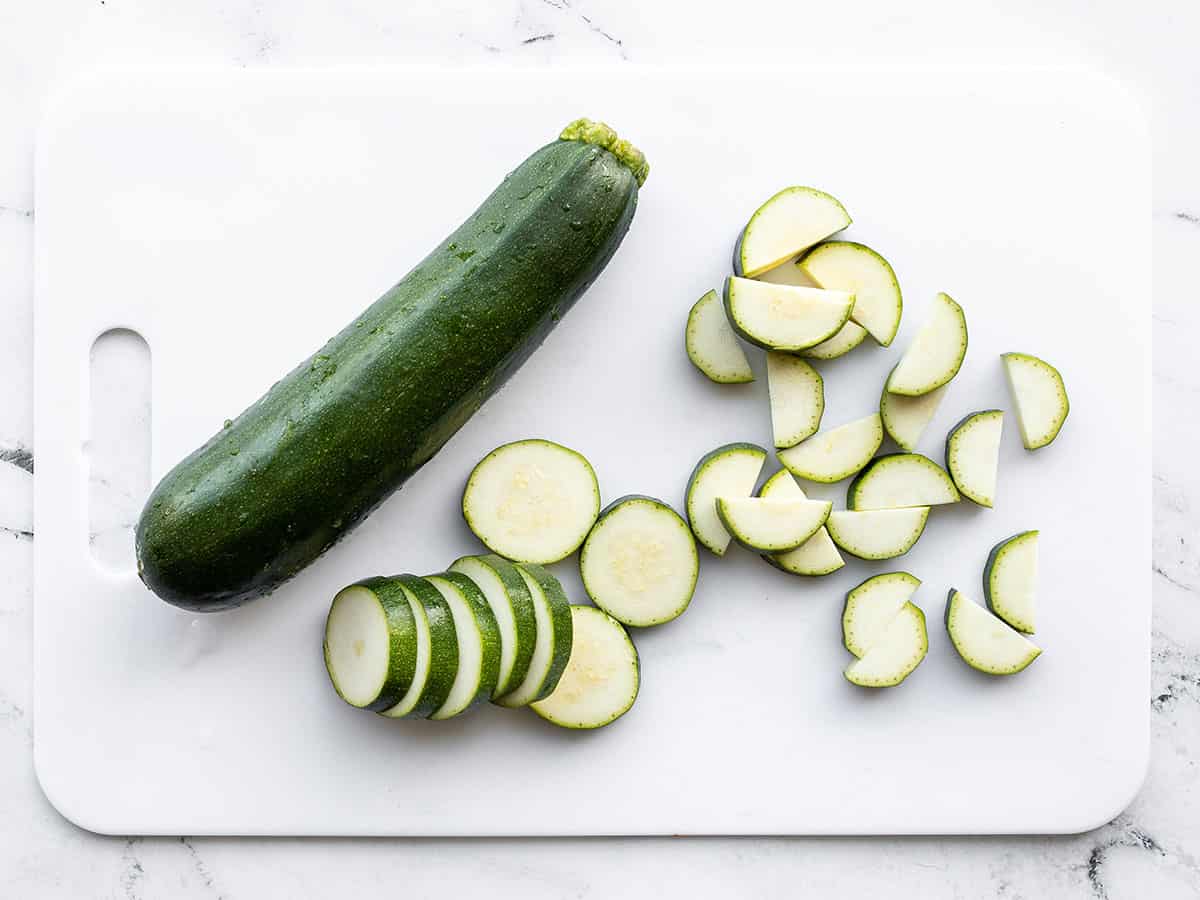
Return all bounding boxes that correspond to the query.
[382,575,459,719]
[425,573,502,719]
[531,606,639,729]
[754,260,819,287]
[826,507,929,560]
[723,277,856,352]
[983,530,1038,634]
[776,413,883,483]
[841,572,921,659]
[685,442,768,556]
[494,563,574,707]
[715,496,832,552]
[844,601,928,687]
[879,367,948,451]
[945,410,1004,507]
[757,469,845,576]
[580,495,698,627]
[801,320,869,360]
[767,352,824,448]
[733,186,852,278]
[1002,352,1070,450]
[685,289,755,384]
[448,554,538,698]
[847,453,960,510]
[798,241,902,347]
[462,439,600,564]
[945,589,1041,675]
[886,292,968,396]
[323,578,419,711]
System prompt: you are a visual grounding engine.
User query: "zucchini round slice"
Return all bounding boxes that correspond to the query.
[448,554,538,698]
[723,277,856,352]
[733,186,851,278]
[945,589,1041,675]
[383,575,459,719]
[757,469,845,576]
[886,292,967,396]
[945,410,1004,507]
[323,578,419,711]
[776,413,883,483]
[494,564,573,708]
[798,241,902,347]
[1002,352,1070,450]
[826,508,930,560]
[715,497,831,552]
[801,320,869,360]
[879,366,948,451]
[685,443,767,556]
[983,530,1039,634]
[844,601,928,688]
[580,496,698,627]
[462,439,600,564]
[842,572,921,659]
[767,353,824,449]
[847,453,960,510]
[531,606,639,729]
[424,573,501,719]
[686,289,755,384]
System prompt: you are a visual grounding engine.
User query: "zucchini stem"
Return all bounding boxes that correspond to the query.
[559,118,649,186]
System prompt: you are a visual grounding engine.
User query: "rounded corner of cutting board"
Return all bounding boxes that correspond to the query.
[33,743,126,837]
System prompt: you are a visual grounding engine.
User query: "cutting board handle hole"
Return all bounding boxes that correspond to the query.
[88,328,151,573]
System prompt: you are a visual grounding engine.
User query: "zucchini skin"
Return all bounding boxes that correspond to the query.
[136,137,640,611]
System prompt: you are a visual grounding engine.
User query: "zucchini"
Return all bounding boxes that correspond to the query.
[766,353,824,448]
[462,439,600,565]
[798,241,902,347]
[685,443,767,556]
[323,578,419,711]
[886,292,967,396]
[733,186,851,278]
[448,554,538,698]
[579,495,698,627]
[847,453,960,510]
[776,413,883,483]
[842,572,921,659]
[983,530,1039,634]
[945,588,1041,675]
[531,606,639,729]
[135,118,646,611]
[685,289,755,384]
[1002,352,1070,449]
[382,575,458,719]
[844,601,928,688]
[715,496,832,552]
[801,320,869,360]
[723,277,856,352]
[945,410,1004,507]
[424,573,502,719]
[879,366,948,451]
[493,564,573,708]
[826,507,930,560]
[757,469,844,576]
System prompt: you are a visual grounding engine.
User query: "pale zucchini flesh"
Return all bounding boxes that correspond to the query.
[844,602,928,687]
[448,554,539,698]
[685,443,767,556]
[425,573,502,720]
[776,413,884,483]
[723,277,856,352]
[531,606,639,730]
[462,439,600,565]
[715,496,832,552]
[879,368,948,451]
[848,453,960,510]
[945,589,1041,675]
[826,507,930,560]
[767,352,824,448]
[494,563,574,707]
[1002,352,1070,450]
[945,410,1004,507]
[842,572,921,659]
[984,530,1039,634]
[580,495,698,627]
[801,320,869,360]
[757,469,844,576]
[323,579,418,711]
[734,186,852,278]
[887,292,968,396]
[798,241,902,347]
[686,289,755,384]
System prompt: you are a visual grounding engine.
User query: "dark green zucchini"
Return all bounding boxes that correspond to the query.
[135,119,648,611]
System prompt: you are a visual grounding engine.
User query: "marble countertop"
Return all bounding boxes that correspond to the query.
[2,1,1197,896]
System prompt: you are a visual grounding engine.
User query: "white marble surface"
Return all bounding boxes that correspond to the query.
[1,1,1197,896]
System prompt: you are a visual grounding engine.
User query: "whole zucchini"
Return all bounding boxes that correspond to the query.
[135,119,648,611]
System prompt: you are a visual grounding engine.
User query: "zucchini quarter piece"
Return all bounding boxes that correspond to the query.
[847,453,960,510]
[686,289,755,384]
[945,410,1004,507]
[715,497,832,552]
[685,443,767,556]
[983,530,1039,634]
[532,606,639,730]
[844,602,928,688]
[757,469,844,576]
[1002,352,1070,449]
[886,292,968,396]
[724,277,856,352]
[945,589,1041,675]
[826,508,930,560]
[842,572,922,659]
[777,413,884,483]
[799,241,903,347]
[734,186,852,278]
[879,367,948,451]
[767,353,824,448]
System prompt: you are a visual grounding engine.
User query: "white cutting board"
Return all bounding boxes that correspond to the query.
[34,66,1150,835]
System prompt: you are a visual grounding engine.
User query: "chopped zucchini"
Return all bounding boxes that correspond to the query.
[1002,352,1070,449]
[801,320,869,360]
[381,575,459,719]
[462,439,600,565]
[844,601,928,687]
[798,241,902,347]
[842,572,922,659]
[826,507,930,560]
[493,564,574,707]
[685,443,768,556]
[531,606,639,729]
[715,496,832,552]
[776,413,884,483]
[448,554,539,699]
[686,289,755,384]
[879,366,948,451]
[767,352,824,448]
[945,410,1004,507]
[424,574,502,719]
[323,578,419,711]
[580,495,698,627]
[723,277,856,352]
[886,292,967,396]
[734,186,851,278]
[848,453,960,510]
[983,530,1039,634]
[757,469,845,576]
[945,589,1041,675]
